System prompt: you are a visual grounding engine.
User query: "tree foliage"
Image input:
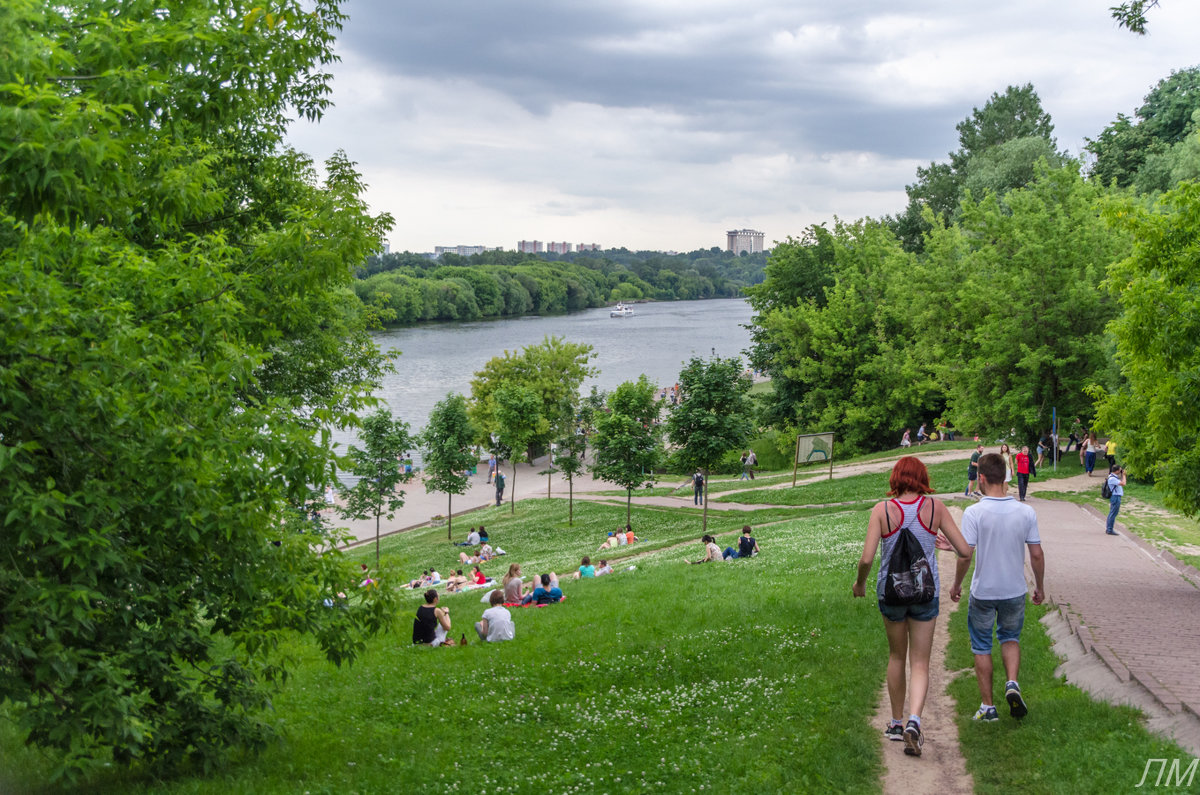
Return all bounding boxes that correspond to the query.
[420,393,477,538]
[1092,182,1200,515]
[468,336,596,453]
[0,0,397,775]
[665,358,754,531]
[590,377,664,523]
[491,384,543,513]
[339,410,415,565]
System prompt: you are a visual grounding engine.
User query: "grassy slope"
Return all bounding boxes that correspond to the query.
[945,576,1184,793]
[1,503,888,794]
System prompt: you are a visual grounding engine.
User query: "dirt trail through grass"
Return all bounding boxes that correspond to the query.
[873,529,973,794]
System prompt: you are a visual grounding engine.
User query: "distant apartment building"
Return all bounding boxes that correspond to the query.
[577,243,601,252]
[433,245,499,258]
[726,228,764,255]
[546,241,573,254]
[517,240,543,254]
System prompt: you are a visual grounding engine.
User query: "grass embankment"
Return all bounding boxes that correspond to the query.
[722,452,1094,507]
[0,502,891,794]
[945,573,1185,792]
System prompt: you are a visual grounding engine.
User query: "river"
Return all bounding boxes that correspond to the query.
[345,297,755,450]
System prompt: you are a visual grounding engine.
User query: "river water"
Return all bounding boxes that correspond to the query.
[351,297,755,447]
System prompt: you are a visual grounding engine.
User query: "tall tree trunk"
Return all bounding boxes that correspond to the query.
[510,463,516,514]
[626,488,632,524]
[375,513,381,569]
[447,493,453,540]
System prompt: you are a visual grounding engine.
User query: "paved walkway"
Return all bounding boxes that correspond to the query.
[1028,493,1200,730]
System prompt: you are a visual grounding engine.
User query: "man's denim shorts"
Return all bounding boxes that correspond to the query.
[967,595,1026,654]
[878,597,939,623]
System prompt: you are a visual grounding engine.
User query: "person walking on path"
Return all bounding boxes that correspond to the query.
[853,456,972,758]
[1085,435,1101,476]
[1014,446,1031,502]
[1105,465,1126,536]
[965,444,983,497]
[746,449,757,480]
[494,470,505,506]
[487,453,497,484]
[692,469,704,505]
[739,451,751,480]
[950,453,1045,723]
[1104,438,1118,471]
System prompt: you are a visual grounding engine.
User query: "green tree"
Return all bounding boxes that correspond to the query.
[468,336,596,454]
[1112,0,1160,33]
[421,393,478,540]
[492,384,543,514]
[0,0,396,775]
[918,165,1129,441]
[554,427,589,525]
[339,410,414,566]
[750,219,940,452]
[591,377,664,523]
[1092,182,1200,515]
[665,358,754,531]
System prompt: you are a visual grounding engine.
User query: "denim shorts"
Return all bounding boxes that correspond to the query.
[878,597,939,623]
[967,595,1026,654]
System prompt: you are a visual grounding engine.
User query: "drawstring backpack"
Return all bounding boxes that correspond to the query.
[883,502,936,606]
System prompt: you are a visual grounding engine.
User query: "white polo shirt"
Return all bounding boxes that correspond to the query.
[961,496,1041,600]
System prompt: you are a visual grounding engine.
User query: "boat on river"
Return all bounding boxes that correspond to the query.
[609,303,634,317]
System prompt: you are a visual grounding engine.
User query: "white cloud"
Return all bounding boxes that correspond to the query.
[286,0,1200,252]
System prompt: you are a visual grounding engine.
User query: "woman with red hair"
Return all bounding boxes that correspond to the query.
[852,456,971,758]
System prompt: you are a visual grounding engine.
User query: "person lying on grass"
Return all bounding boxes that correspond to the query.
[723,525,759,559]
[690,535,723,564]
[521,573,563,605]
[572,556,596,579]
[476,590,516,642]
[502,563,530,603]
[413,589,456,647]
[406,570,432,589]
[595,560,613,576]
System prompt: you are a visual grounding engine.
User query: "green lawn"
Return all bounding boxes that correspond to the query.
[946,576,1186,793]
[2,505,891,794]
[721,452,1093,507]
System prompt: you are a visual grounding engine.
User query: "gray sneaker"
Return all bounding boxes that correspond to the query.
[1005,681,1028,719]
[903,720,923,756]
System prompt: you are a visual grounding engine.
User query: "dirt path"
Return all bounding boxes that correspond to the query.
[874,512,974,795]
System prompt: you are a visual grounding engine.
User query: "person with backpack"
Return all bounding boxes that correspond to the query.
[692,469,704,505]
[950,453,1045,723]
[852,456,971,758]
[1104,465,1126,536]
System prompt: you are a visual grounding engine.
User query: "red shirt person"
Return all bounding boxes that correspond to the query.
[1014,446,1032,502]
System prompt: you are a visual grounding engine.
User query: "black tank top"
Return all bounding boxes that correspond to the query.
[413,605,437,644]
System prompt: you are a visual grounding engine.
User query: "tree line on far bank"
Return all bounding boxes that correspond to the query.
[748,69,1200,517]
[352,248,767,326]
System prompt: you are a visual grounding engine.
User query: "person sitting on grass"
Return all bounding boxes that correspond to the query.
[502,563,529,603]
[598,532,617,551]
[595,560,613,576]
[475,590,515,642]
[406,570,431,589]
[572,556,595,580]
[723,525,760,559]
[444,569,469,592]
[690,535,723,564]
[455,527,480,547]
[615,528,627,546]
[413,589,456,647]
[471,565,488,586]
[522,573,563,605]
[428,568,441,585]
[624,524,638,544]
[478,526,489,543]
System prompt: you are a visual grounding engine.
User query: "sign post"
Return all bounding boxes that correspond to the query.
[792,432,836,487]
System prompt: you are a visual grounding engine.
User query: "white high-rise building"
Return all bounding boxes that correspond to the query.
[726,229,764,255]
[517,240,543,254]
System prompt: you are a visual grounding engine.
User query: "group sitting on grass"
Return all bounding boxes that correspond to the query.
[597,524,638,550]
[689,526,762,563]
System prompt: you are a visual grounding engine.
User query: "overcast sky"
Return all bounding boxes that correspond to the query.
[284,0,1200,253]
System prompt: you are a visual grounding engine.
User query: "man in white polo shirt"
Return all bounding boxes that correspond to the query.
[950,452,1045,722]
